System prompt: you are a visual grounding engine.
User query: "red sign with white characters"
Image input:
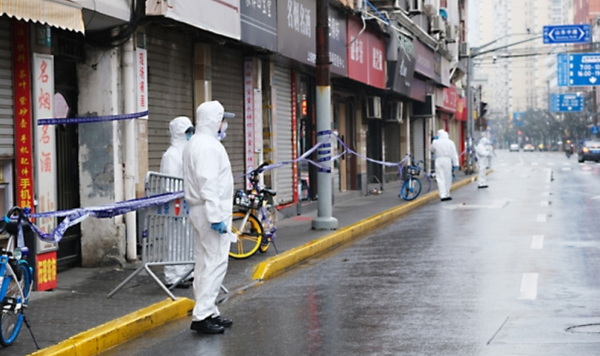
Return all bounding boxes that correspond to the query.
[347,15,386,89]
[12,20,35,214]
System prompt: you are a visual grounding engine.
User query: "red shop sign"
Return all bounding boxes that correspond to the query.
[12,20,35,213]
[347,15,386,89]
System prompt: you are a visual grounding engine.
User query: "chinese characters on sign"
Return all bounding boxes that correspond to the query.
[244,61,255,190]
[12,20,35,214]
[36,251,58,291]
[246,0,272,17]
[287,0,311,37]
[277,0,316,66]
[291,71,298,202]
[328,5,347,76]
[347,15,386,89]
[33,54,57,238]
[557,53,600,86]
[135,48,148,118]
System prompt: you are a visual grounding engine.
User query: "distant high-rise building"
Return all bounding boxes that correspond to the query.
[470,0,573,123]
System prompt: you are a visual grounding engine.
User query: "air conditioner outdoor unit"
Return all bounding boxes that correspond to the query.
[409,0,423,14]
[366,96,382,119]
[445,25,456,43]
[431,15,443,34]
[385,102,404,123]
[460,42,469,57]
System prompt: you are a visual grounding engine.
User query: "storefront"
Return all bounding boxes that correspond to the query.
[146,25,194,172]
[0,17,14,216]
[347,14,386,187]
[385,29,415,181]
[410,40,436,172]
[275,0,316,207]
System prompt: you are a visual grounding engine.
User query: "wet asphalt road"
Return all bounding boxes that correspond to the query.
[102,150,600,356]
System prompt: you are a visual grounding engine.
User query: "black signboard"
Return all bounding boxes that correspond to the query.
[387,35,415,97]
[277,0,317,66]
[241,0,278,50]
[329,5,347,76]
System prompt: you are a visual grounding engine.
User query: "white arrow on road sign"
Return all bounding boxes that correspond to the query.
[591,77,597,84]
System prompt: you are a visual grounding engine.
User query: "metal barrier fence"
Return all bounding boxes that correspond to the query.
[108,172,196,301]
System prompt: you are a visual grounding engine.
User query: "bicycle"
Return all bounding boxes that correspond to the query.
[399,159,423,201]
[0,206,37,348]
[229,162,278,259]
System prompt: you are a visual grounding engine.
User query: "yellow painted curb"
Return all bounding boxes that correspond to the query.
[253,170,493,281]
[28,298,194,356]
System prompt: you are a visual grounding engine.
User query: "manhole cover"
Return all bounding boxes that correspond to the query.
[566,324,600,333]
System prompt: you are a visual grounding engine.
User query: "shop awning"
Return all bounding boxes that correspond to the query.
[1,0,85,34]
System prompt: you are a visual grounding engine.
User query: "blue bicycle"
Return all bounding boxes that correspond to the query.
[0,207,36,348]
[400,159,423,201]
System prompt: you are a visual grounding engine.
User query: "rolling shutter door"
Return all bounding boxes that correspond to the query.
[211,45,244,190]
[273,65,293,204]
[0,19,14,158]
[146,26,193,172]
[411,118,425,164]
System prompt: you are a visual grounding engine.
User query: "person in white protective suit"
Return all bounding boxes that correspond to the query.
[429,129,459,201]
[182,101,236,335]
[476,137,491,188]
[160,116,195,289]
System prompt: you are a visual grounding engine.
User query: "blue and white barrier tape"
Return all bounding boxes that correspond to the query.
[14,191,184,244]
[38,111,149,126]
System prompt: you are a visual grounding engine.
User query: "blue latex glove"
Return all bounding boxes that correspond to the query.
[210,222,227,234]
[453,166,459,170]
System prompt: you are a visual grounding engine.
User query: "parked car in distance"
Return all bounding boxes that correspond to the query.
[509,143,519,152]
[523,144,535,152]
[578,140,600,163]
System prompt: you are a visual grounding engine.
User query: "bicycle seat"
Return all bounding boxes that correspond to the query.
[262,188,277,197]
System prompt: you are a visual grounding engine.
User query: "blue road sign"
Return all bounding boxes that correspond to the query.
[513,112,525,127]
[543,24,591,44]
[550,93,584,112]
[557,53,600,87]
[592,126,599,135]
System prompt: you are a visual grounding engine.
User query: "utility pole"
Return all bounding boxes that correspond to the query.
[312,0,338,230]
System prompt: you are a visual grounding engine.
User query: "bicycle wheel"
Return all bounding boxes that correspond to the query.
[229,212,264,259]
[401,178,422,201]
[0,261,31,347]
[258,206,275,253]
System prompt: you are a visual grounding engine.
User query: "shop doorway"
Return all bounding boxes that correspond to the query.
[297,75,316,201]
[54,58,81,271]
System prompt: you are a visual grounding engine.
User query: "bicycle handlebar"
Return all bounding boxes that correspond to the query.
[0,206,30,235]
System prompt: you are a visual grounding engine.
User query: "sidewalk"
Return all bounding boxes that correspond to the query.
[14,172,481,356]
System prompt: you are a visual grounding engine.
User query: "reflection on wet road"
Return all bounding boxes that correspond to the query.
[102,151,600,356]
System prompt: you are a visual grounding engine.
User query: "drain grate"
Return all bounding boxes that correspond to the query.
[566,324,600,333]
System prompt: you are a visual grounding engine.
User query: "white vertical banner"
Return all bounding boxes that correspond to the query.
[32,54,57,251]
[135,48,148,119]
[253,88,262,153]
[244,60,254,190]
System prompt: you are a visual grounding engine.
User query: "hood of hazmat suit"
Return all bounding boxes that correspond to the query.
[429,129,459,199]
[182,101,236,242]
[160,116,193,177]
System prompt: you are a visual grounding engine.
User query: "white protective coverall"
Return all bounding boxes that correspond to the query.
[476,137,491,187]
[160,116,193,285]
[182,101,236,322]
[429,130,459,199]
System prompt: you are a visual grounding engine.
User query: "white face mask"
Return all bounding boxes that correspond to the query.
[217,121,228,141]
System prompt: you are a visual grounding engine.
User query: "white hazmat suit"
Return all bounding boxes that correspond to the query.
[476,137,491,187]
[160,116,194,286]
[429,130,459,200]
[182,101,236,323]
